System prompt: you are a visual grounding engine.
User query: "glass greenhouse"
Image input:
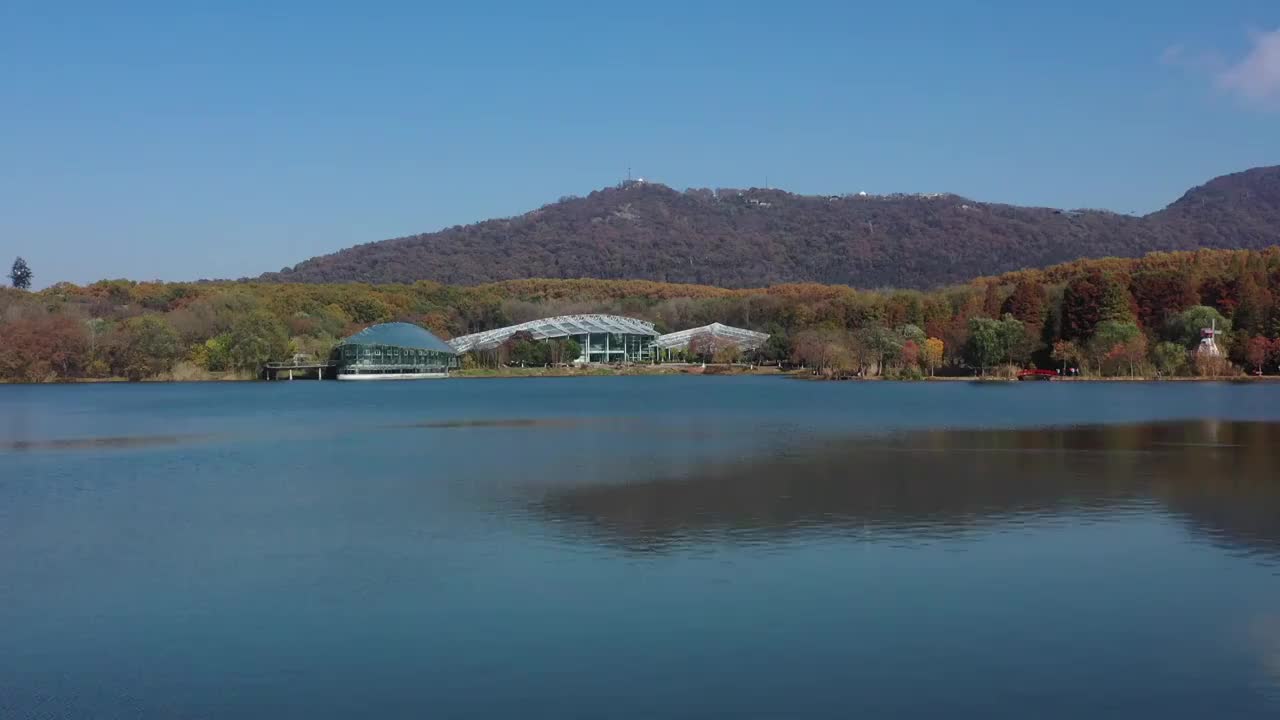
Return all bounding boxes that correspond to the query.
[654,323,770,360]
[448,314,658,363]
[331,322,458,380]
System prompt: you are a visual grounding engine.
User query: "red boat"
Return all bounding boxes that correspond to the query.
[1016,369,1058,381]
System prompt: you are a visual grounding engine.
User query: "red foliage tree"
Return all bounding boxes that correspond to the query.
[0,315,90,381]
[1000,279,1046,327]
[1104,334,1148,377]
[1061,270,1134,340]
[1061,272,1107,341]
[1129,269,1196,331]
[1245,335,1274,374]
[1199,276,1242,319]
[901,340,921,370]
[981,283,1004,318]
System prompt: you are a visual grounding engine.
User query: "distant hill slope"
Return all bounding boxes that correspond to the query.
[264,166,1280,289]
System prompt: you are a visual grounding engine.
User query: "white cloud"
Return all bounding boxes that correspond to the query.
[1216,28,1280,106]
[1160,44,1223,73]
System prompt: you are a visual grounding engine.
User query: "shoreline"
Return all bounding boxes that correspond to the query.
[3,367,1278,385]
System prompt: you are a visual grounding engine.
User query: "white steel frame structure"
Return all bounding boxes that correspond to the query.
[654,323,770,360]
[448,314,659,363]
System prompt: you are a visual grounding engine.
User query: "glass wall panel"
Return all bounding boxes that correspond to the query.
[333,343,457,373]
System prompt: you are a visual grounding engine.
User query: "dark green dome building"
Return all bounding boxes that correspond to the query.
[331,322,458,380]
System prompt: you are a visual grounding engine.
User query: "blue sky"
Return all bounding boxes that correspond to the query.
[2,1,1278,285]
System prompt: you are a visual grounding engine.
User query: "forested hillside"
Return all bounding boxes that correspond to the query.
[5,247,1280,382]
[265,166,1280,289]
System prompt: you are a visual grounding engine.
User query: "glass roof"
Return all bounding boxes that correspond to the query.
[654,323,770,350]
[339,322,457,354]
[448,314,658,352]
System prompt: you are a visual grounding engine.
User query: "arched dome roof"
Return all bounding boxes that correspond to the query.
[339,323,456,354]
[447,314,657,352]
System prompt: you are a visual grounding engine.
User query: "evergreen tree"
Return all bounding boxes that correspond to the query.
[8,257,32,289]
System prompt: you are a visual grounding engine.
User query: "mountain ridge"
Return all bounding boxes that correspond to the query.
[264,166,1280,289]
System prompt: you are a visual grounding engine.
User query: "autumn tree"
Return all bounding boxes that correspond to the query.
[922,337,944,376]
[1060,272,1106,341]
[195,335,233,372]
[1193,352,1231,378]
[791,328,853,375]
[0,314,89,381]
[789,330,823,369]
[1,245,1277,384]
[934,316,971,367]
[1199,275,1241,319]
[1000,279,1046,327]
[1129,269,1196,331]
[1245,336,1274,375]
[1106,336,1148,377]
[168,291,263,345]
[1088,320,1144,376]
[110,315,182,381]
[227,310,291,371]
[1061,271,1133,341]
[981,283,1004,318]
[901,340,920,370]
[895,324,926,373]
[1230,274,1272,337]
[1051,340,1082,374]
[712,344,742,365]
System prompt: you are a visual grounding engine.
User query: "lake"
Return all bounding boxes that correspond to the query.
[2,377,1279,719]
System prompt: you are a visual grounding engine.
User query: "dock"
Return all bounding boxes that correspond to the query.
[263,360,334,381]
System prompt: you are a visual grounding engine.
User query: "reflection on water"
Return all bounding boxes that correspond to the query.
[387,417,636,430]
[0,433,215,452]
[1257,615,1280,709]
[4,381,1280,719]
[537,421,1280,558]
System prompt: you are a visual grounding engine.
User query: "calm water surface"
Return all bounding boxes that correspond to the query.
[2,378,1280,719]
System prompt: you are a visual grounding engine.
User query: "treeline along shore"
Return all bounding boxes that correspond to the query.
[3,248,1280,383]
